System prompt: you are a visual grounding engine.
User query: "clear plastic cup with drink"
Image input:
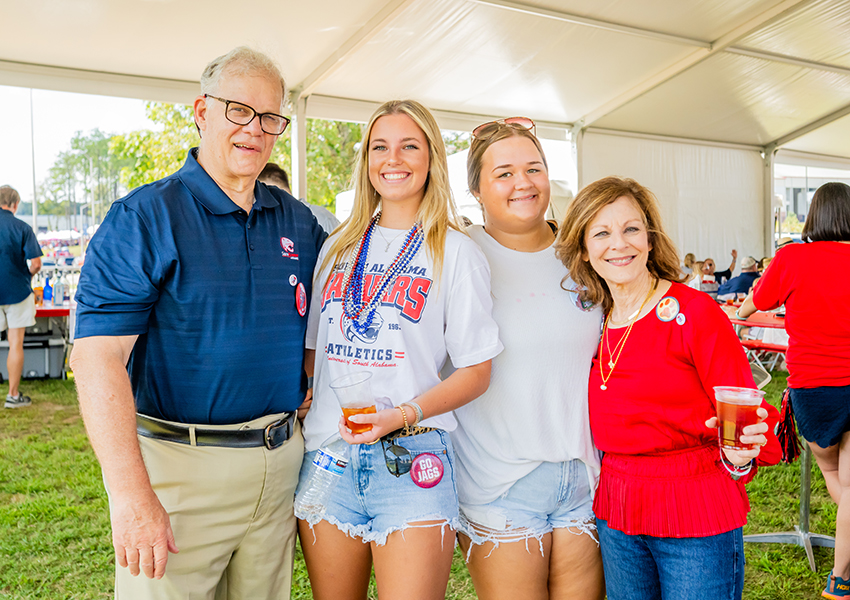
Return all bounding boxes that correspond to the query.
[330,372,376,434]
[714,386,765,450]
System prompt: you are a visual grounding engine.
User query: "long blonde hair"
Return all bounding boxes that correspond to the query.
[318,99,461,285]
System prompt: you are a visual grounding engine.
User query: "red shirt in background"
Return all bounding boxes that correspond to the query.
[590,282,780,537]
[753,241,850,389]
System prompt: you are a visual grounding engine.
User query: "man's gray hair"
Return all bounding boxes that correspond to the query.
[200,47,286,109]
[0,185,21,208]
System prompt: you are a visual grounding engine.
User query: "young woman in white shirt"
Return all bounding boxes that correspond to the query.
[452,118,605,600]
[296,99,502,600]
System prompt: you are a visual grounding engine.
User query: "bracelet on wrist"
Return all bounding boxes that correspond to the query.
[404,401,424,425]
[719,450,753,480]
[396,405,410,433]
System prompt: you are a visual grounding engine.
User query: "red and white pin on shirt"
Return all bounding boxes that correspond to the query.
[296,282,307,317]
[410,453,444,488]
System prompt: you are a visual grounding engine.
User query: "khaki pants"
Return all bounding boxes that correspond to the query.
[109,413,304,600]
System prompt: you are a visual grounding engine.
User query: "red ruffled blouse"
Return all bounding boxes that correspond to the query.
[589,283,780,537]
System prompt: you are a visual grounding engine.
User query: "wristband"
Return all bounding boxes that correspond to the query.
[306,376,314,389]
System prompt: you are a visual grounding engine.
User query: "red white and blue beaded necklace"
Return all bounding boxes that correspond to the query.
[341,212,424,336]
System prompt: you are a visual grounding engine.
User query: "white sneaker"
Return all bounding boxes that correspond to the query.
[5,393,32,409]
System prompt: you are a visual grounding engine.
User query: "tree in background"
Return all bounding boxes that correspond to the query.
[36,129,131,229]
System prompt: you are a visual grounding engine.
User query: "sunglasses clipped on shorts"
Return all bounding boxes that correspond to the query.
[472,116,536,139]
[382,437,414,477]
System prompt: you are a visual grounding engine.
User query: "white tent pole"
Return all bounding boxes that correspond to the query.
[571,122,585,191]
[290,92,308,200]
[29,88,38,230]
[763,144,777,257]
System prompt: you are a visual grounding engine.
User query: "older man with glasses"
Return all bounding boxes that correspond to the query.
[70,47,326,600]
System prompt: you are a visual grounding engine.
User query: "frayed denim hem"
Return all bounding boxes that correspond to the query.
[366,515,460,547]
[460,514,599,560]
[295,510,460,549]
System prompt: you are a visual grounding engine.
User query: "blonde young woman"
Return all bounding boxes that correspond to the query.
[296,99,502,600]
[451,118,604,600]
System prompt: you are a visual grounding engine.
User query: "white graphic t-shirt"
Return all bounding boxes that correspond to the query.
[302,226,503,452]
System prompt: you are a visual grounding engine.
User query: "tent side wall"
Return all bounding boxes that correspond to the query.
[580,131,765,269]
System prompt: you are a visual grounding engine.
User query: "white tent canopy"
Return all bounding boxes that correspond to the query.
[3,0,850,257]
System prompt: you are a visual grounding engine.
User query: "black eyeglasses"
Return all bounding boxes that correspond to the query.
[204,94,291,135]
[382,438,413,477]
[472,116,536,139]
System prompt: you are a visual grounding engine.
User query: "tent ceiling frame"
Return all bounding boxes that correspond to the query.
[770,100,850,148]
[470,0,816,129]
[288,0,415,101]
[725,47,850,77]
[468,0,711,48]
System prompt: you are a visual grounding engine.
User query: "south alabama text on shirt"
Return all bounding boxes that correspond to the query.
[320,263,433,368]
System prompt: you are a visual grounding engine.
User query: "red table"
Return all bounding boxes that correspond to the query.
[35,306,70,318]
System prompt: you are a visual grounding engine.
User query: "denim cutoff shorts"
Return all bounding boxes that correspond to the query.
[458,459,596,554]
[295,429,460,546]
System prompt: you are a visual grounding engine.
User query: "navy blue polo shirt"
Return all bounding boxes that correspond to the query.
[75,149,327,424]
[717,271,760,296]
[0,208,42,305]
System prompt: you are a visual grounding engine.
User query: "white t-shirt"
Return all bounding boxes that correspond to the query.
[451,226,603,506]
[302,226,503,452]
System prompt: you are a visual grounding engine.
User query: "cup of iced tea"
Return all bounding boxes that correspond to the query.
[714,386,765,450]
[330,372,376,434]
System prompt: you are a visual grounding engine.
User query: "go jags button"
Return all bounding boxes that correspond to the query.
[296,282,307,317]
[410,453,444,488]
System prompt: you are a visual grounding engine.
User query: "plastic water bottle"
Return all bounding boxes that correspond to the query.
[43,276,53,306]
[294,435,350,523]
[53,275,64,308]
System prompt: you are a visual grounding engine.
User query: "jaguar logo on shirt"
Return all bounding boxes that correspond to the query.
[341,312,384,344]
[280,237,299,260]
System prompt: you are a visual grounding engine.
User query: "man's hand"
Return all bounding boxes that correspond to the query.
[110,489,179,579]
[731,249,738,260]
[297,388,313,421]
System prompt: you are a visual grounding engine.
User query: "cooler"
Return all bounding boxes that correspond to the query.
[0,336,66,380]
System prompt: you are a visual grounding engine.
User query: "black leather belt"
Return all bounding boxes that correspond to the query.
[136,412,296,449]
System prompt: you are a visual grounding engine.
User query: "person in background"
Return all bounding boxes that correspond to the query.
[717,256,759,299]
[297,99,501,600]
[739,181,850,599]
[702,249,737,284]
[0,185,42,408]
[259,162,340,235]
[452,117,604,600]
[556,176,779,600]
[686,260,704,290]
[682,252,696,278]
[70,47,325,600]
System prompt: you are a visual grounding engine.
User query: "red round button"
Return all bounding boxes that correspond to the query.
[410,453,444,488]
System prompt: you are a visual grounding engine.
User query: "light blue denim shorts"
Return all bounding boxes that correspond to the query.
[458,459,597,553]
[295,429,460,546]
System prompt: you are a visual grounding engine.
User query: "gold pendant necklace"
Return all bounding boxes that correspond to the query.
[599,279,658,391]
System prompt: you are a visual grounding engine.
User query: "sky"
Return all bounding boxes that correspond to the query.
[0,85,155,204]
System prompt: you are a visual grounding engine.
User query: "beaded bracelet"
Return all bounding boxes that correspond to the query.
[404,401,424,425]
[396,405,410,433]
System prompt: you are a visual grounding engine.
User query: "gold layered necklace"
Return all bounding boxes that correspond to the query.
[598,278,658,391]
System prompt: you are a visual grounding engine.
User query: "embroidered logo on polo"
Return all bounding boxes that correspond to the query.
[280,237,299,260]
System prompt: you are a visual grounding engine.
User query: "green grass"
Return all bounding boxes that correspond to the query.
[0,376,835,599]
